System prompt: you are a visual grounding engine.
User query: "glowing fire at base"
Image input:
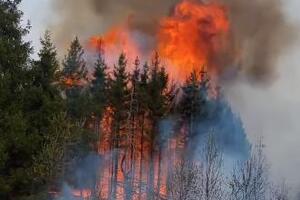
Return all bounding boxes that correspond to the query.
[79,0,233,199]
[72,189,92,199]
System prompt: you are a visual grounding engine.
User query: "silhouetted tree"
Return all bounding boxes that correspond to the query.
[61,37,89,126]
[109,53,130,200]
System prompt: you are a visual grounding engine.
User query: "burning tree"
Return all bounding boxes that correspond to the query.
[0,0,294,200]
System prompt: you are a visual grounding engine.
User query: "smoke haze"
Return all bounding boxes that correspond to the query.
[20,0,300,198]
[51,0,295,82]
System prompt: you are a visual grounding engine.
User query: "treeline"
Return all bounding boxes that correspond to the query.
[0,1,94,199]
[0,1,202,199]
[0,1,289,200]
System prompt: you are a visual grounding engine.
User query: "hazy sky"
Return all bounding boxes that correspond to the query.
[21,0,300,197]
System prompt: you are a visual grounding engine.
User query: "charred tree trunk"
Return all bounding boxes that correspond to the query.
[110,122,121,200]
[156,145,162,199]
[138,114,145,199]
[147,121,157,200]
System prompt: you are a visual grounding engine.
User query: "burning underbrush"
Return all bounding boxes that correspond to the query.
[48,0,294,199]
[54,46,250,200]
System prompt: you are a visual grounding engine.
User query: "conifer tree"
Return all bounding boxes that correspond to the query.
[147,52,169,200]
[137,62,150,198]
[33,31,59,89]
[0,1,33,198]
[179,70,202,138]
[178,69,210,153]
[90,49,108,136]
[25,31,66,197]
[62,37,89,126]
[123,57,141,200]
[109,53,130,200]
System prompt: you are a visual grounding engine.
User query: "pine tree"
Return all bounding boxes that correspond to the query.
[147,52,169,200]
[33,31,59,89]
[88,48,109,197]
[90,52,108,116]
[109,53,130,200]
[137,62,150,198]
[61,37,89,126]
[123,57,140,200]
[178,69,210,155]
[90,49,108,137]
[0,0,33,198]
[24,31,66,197]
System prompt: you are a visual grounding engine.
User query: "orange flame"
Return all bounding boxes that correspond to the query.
[89,25,140,63]
[88,0,230,82]
[72,189,92,199]
[158,0,230,80]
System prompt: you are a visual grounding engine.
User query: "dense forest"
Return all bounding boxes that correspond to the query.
[0,1,291,200]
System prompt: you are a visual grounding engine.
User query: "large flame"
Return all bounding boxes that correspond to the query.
[88,0,231,82]
[89,25,140,64]
[158,0,230,80]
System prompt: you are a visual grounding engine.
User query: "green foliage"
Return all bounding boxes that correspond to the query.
[178,69,210,138]
[62,37,87,78]
[90,52,108,118]
[62,37,90,122]
[0,4,93,197]
[0,1,33,198]
[148,53,169,120]
[109,53,130,116]
[33,31,59,89]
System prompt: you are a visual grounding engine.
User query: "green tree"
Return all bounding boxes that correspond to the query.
[136,62,150,199]
[178,69,210,157]
[24,31,66,197]
[123,57,140,200]
[33,31,59,89]
[0,0,32,198]
[108,53,130,200]
[89,50,108,135]
[147,52,169,200]
[61,37,89,126]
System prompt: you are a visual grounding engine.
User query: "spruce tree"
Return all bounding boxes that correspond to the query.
[147,52,169,200]
[178,69,210,157]
[24,31,66,197]
[61,37,89,126]
[179,70,202,138]
[90,50,108,134]
[137,62,150,198]
[33,31,59,88]
[0,1,32,198]
[109,53,130,200]
[123,57,140,200]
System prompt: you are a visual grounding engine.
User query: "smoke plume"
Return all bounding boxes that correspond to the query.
[50,0,294,82]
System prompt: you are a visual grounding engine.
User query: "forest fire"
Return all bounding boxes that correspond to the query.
[81,1,234,200]
[88,0,232,82]
[1,0,296,199]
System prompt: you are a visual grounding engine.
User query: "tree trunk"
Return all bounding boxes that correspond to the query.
[147,121,156,200]
[138,114,145,199]
[157,146,162,199]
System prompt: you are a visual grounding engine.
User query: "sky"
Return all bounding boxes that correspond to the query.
[20,0,300,197]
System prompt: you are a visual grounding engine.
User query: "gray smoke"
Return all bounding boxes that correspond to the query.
[220,0,295,82]
[50,0,295,82]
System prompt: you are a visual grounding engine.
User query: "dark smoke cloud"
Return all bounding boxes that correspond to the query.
[220,0,295,82]
[51,0,294,83]
[50,0,179,54]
